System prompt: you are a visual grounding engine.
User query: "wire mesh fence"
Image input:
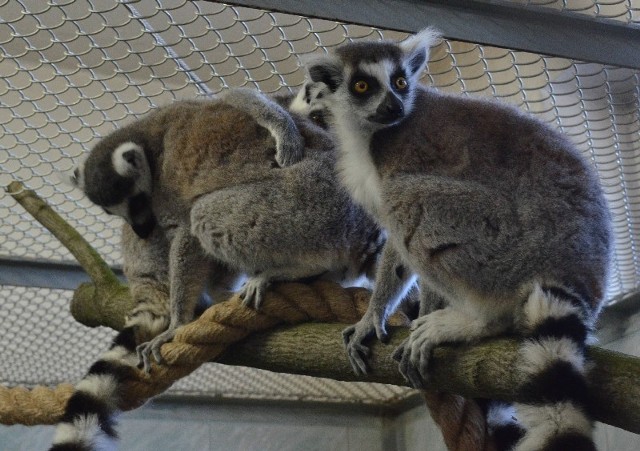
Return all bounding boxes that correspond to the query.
[509,0,640,22]
[1,0,639,400]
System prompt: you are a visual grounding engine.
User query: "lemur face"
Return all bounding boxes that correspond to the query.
[305,29,439,132]
[72,138,156,239]
[343,58,412,126]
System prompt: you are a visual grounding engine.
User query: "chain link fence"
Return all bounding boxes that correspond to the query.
[1,0,639,402]
[515,0,640,22]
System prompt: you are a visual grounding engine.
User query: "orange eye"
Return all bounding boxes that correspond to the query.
[353,80,369,93]
[395,77,408,90]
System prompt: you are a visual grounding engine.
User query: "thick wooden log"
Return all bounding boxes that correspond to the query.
[220,323,640,434]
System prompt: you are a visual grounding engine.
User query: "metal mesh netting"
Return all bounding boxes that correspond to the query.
[505,0,640,22]
[1,0,639,401]
[507,0,640,22]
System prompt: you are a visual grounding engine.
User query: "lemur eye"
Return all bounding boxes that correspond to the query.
[353,80,369,94]
[395,77,408,90]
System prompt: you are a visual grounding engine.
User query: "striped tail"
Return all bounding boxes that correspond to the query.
[483,400,525,451]
[49,310,169,451]
[512,285,597,451]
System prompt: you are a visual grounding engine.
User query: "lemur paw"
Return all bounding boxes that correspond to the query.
[136,328,177,373]
[342,324,372,375]
[274,131,304,168]
[342,311,388,375]
[392,317,435,388]
[392,338,427,389]
[239,276,269,309]
[217,88,304,168]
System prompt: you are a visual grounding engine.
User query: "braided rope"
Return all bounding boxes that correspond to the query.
[0,281,491,451]
[423,392,497,451]
[0,384,75,427]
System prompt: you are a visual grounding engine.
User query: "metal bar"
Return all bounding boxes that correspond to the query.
[597,291,640,345]
[0,258,124,291]
[219,0,640,70]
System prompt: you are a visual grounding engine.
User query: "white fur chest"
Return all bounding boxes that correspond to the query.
[334,122,383,215]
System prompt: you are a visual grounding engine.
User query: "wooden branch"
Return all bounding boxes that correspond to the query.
[220,323,640,434]
[6,181,133,330]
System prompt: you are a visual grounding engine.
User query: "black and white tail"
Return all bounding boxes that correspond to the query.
[511,285,597,451]
[49,308,169,451]
[483,400,525,451]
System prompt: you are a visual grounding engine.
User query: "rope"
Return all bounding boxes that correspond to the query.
[0,281,492,451]
[423,392,497,451]
[0,384,75,427]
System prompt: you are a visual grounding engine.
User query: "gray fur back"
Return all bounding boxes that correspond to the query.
[372,87,612,310]
[188,112,382,282]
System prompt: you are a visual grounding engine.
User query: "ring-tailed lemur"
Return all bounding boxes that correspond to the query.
[302,29,612,451]
[50,91,387,451]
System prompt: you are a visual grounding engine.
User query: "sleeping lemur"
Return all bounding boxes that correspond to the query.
[302,29,612,451]
[50,91,387,451]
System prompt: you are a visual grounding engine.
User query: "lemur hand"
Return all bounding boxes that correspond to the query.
[342,309,388,375]
[218,88,304,167]
[137,327,177,373]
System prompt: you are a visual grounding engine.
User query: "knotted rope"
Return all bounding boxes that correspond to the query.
[0,282,377,425]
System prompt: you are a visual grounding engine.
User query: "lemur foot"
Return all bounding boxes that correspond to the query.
[342,310,388,375]
[239,276,269,309]
[137,327,177,373]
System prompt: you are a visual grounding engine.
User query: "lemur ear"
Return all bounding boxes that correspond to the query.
[305,54,344,93]
[56,157,86,189]
[113,142,145,177]
[400,27,441,78]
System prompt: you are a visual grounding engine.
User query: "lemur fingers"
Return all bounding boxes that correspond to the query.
[394,332,433,388]
[393,338,426,389]
[136,327,177,373]
[239,276,270,310]
[396,307,506,387]
[341,309,383,375]
[342,324,371,375]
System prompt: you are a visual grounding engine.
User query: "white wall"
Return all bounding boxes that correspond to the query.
[0,399,408,451]
[590,304,640,451]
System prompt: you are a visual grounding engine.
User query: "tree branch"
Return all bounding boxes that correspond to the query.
[220,323,640,434]
[6,181,133,329]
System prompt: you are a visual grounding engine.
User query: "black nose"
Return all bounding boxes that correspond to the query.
[373,93,404,124]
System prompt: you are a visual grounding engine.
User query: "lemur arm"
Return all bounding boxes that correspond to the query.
[342,242,417,375]
[219,88,304,167]
[136,225,209,372]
